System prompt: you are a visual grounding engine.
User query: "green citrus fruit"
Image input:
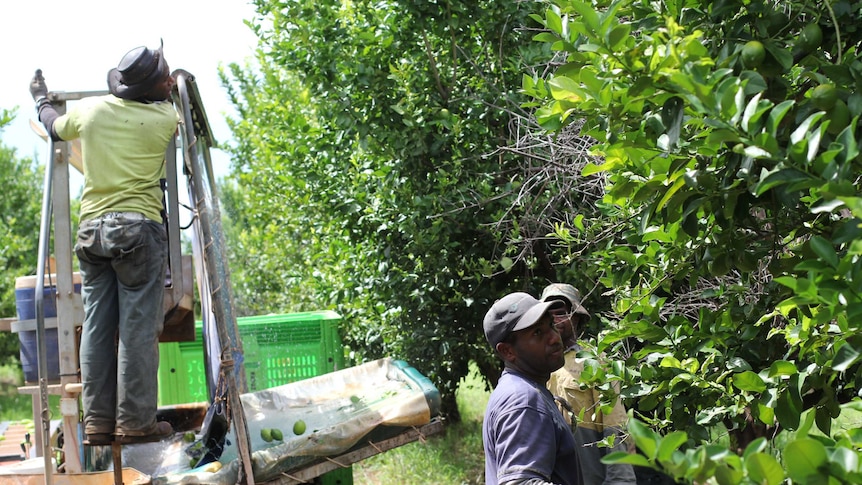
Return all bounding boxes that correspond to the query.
[271,428,284,441]
[811,84,838,110]
[827,99,850,135]
[741,41,766,68]
[293,420,307,435]
[764,11,787,37]
[796,23,823,54]
[260,428,273,442]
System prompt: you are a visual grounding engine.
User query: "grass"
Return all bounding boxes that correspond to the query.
[353,363,490,485]
[0,364,60,422]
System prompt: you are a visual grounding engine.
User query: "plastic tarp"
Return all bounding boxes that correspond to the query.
[148,357,438,484]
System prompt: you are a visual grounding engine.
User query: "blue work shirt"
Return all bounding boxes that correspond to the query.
[483,369,582,485]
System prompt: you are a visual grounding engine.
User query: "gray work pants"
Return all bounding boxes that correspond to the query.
[75,213,167,434]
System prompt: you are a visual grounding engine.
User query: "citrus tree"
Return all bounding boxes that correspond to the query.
[522,0,862,481]
[222,0,559,419]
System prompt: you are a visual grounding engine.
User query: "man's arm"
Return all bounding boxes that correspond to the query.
[29,69,62,141]
[500,479,559,485]
[493,406,570,484]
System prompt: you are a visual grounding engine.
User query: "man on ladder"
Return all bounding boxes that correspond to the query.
[29,41,178,448]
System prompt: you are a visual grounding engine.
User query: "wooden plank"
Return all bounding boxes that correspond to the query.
[264,420,445,485]
[17,384,64,396]
[0,318,14,333]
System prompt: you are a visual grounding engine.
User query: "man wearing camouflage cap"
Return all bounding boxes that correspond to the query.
[542,284,636,485]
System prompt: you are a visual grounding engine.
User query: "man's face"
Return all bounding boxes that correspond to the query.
[549,305,579,342]
[147,65,175,101]
[507,314,566,376]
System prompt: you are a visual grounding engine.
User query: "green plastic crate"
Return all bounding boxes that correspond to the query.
[158,310,345,405]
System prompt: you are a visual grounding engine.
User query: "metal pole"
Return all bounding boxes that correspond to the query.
[175,71,255,485]
[35,138,56,483]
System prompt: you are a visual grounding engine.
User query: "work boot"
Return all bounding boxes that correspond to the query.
[83,433,113,446]
[115,421,173,444]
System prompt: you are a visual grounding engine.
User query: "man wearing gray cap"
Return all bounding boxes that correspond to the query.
[482,291,583,485]
[543,284,636,485]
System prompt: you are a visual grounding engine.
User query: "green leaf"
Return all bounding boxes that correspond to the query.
[791,112,826,146]
[809,236,839,269]
[757,402,775,426]
[774,276,798,291]
[627,419,659,460]
[656,431,688,461]
[742,437,767,458]
[601,451,652,467]
[745,452,785,485]
[714,464,743,485]
[784,438,828,483]
[548,76,583,102]
[754,168,813,196]
[765,100,795,135]
[829,447,858,477]
[544,9,563,35]
[568,0,601,33]
[660,97,684,151]
[768,360,798,377]
[732,370,767,392]
[607,23,631,50]
[776,379,803,430]
[741,92,769,133]
[533,32,561,44]
[833,342,862,372]
[835,117,860,164]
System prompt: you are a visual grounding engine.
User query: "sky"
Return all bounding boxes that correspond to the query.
[0,0,261,186]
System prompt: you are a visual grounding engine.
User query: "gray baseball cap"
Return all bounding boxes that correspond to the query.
[483,292,564,347]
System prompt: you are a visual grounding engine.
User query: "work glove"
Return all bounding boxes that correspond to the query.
[30,69,48,101]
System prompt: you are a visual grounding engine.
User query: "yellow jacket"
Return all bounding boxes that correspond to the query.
[547,348,628,432]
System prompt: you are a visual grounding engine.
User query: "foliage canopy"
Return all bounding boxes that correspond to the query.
[220,0,862,480]
[524,0,862,481]
[223,0,563,418]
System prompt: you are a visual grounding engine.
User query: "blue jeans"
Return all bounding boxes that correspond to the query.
[75,213,167,434]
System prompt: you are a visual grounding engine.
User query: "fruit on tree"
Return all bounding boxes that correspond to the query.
[741,40,766,68]
[795,23,823,55]
[827,100,850,135]
[811,84,838,111]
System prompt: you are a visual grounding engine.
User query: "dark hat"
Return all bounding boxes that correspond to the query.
[483,292,564,347]
[541,283,590,317]
[107,40,168,100]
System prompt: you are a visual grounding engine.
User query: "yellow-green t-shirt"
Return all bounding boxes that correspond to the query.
[53,95,179,222]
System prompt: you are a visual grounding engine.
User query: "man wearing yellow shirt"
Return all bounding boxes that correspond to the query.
[29,42,179,446]
[543,284,636,485]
